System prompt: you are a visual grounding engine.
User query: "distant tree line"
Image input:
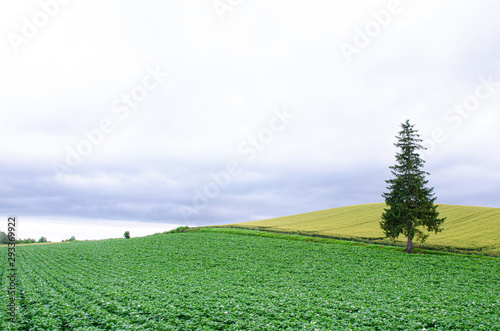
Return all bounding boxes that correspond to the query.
[62,236,76,242]
[0,231,43,244]
[0,230,77,244]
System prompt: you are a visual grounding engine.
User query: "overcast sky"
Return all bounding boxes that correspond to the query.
[1,0,499,241]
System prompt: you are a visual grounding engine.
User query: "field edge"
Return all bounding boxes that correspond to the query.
[181,226,498,259]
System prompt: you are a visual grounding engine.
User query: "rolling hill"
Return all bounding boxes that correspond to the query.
[221,203,500,256]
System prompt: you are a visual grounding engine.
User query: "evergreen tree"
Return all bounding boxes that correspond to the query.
[381,120,445,253]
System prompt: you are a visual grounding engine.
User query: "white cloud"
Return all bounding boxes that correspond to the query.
[0,0,499,231]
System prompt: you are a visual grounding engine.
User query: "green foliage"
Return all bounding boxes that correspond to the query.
[0,232,498,329]
[0,231,43,245]
[37,236,48,243]
[166,226,199,234]
[62,236,76,242]
[17,238,37,244]
[123,231,130,239]
[0,231,7,244]
[381,120,445,252]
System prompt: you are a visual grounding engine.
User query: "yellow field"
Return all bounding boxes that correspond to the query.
[223,203,500,256]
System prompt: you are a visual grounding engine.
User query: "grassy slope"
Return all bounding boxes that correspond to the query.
[221,203,500,256]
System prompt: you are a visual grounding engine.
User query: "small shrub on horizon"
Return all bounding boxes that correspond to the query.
[166,226,199,234]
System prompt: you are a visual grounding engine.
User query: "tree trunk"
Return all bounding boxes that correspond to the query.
[406,236,414,253]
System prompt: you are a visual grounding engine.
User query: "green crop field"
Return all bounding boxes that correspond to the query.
[222,203,500,256]
[1,230,499,330]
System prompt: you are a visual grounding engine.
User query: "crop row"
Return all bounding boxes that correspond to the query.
[1,232,499,330]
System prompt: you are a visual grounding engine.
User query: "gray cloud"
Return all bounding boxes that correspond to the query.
[0,1,499,237]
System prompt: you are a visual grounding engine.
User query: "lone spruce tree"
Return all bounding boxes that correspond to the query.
[381,120,445,253]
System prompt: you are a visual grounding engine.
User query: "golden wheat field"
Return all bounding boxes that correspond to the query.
[223,203,500,256]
